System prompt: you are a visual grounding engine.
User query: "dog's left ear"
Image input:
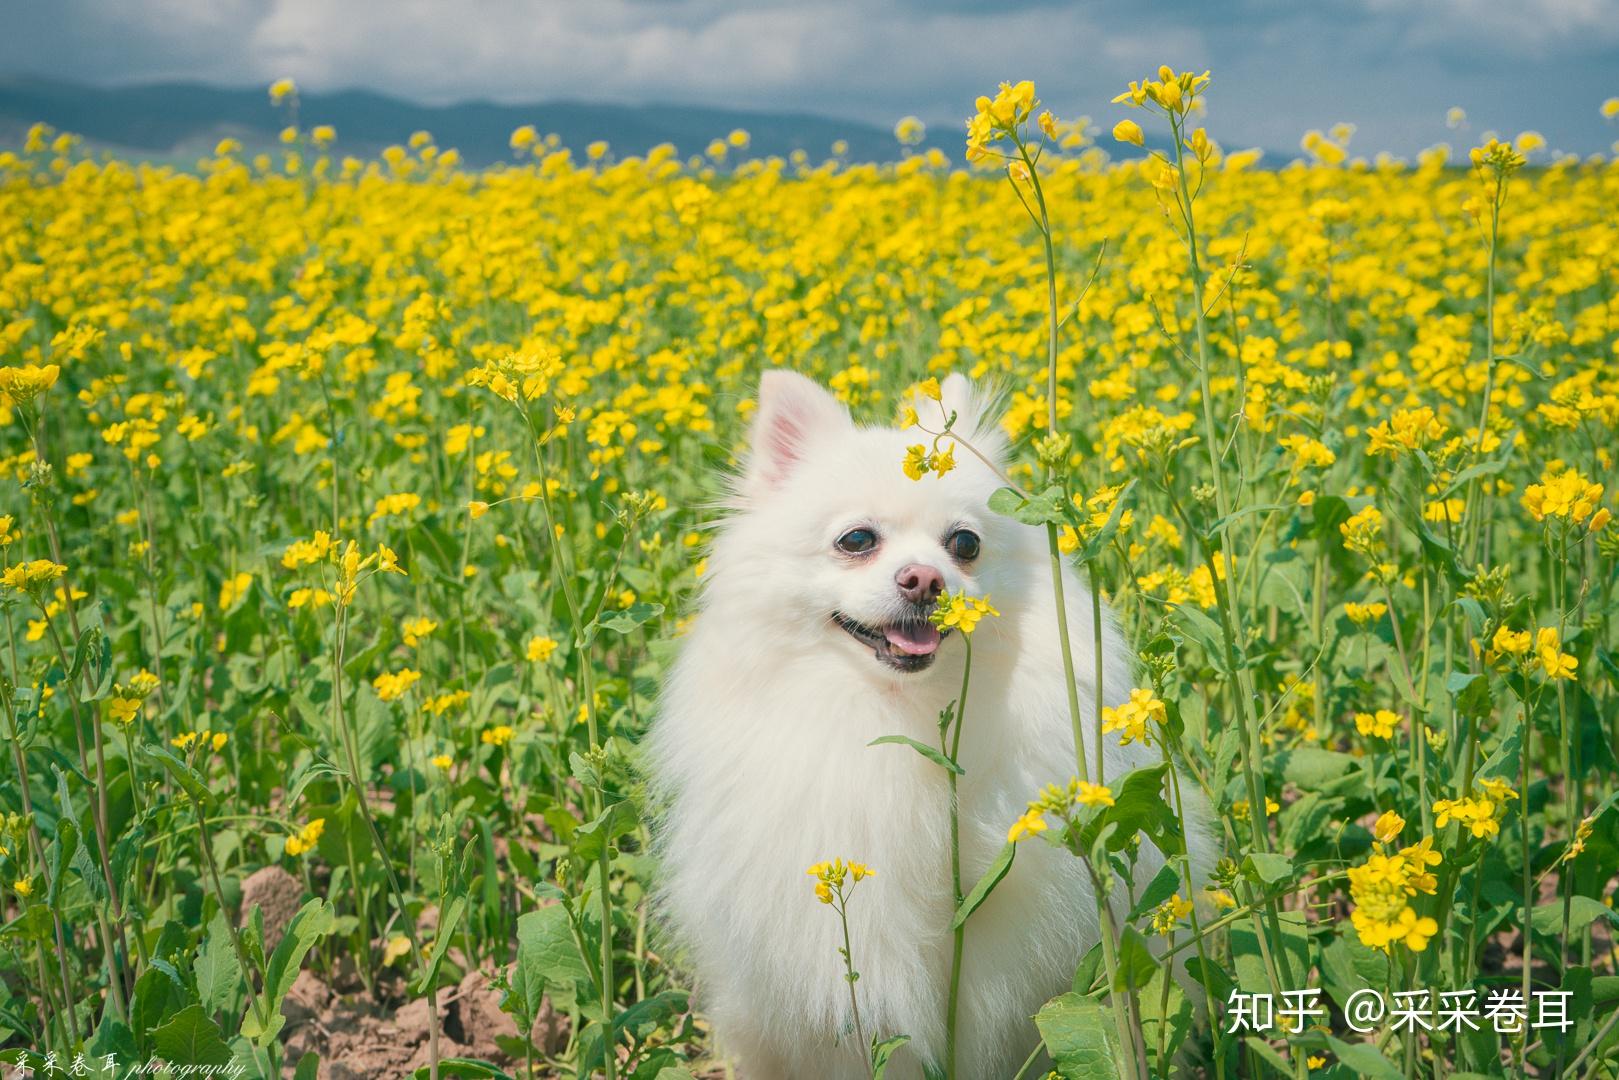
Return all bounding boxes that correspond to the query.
[744,370,852,494]
[907,373,1009,465]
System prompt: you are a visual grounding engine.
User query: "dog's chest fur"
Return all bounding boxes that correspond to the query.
[651,584,1152,1080]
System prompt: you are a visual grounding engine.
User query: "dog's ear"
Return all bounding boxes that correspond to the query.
[907,373,1009,466]
[745,371,851,492]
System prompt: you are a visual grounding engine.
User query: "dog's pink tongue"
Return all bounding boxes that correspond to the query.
[884,623,941,656]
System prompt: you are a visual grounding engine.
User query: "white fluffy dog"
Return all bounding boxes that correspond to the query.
[650,371,1212,1079]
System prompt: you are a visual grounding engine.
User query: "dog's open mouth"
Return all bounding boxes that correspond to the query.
[832,612,951,672]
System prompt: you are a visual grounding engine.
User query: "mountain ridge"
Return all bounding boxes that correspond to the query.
[0,75,942,165]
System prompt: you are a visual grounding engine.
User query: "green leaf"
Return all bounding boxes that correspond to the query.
[988,485,1072,527]
[654,1070,699,1080]
[1113,926,1158,992]
[871,1035,911,1080]
[573,800,638,862]
[1076,479,1137,562]
[953,841,1015,930]
[869,734,963,775]
[415,895,468,994]
[594,602,664,635]
[409,1059,516,1079]
[1531,896,1614,937]
[152,1005,234,1067]
[142,744,214,806]
[1170,603,1232,675]
[1084,763,1182,858]
[293,1053,321,1080]
[1035,992,1125,1080]
[194,909,244,1014]
[1447,672,1492,721]
[515,905,592,1013]
[1275,747,1361,789]
[1127,863,1183,921]
[1231,910,1310,996]
[1243,852,1294,887]
[242,897,334,1047]
[1319,1035,1403,1080]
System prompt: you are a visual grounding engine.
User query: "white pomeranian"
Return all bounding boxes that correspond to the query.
[649,371,1213,1079]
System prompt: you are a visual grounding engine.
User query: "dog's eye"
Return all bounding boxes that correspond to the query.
[836,528,878,554]
[947,529,981,561]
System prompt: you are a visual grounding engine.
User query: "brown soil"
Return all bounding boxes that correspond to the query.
[240,866,303,954]
[280,968,567,1078]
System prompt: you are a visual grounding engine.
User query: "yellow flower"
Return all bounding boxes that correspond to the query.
[932,590,999,634]
[0,364,61,406]
[1148,894,1194,935]
[902,443,931,481]
[1008,808,1048,843]
[285,817,325,857]
[402,617,438,647]
[12,877,32,898]
[1074,781,1114,807]
[218,571,253,611]
[481,724,516,747]
[268,78,297,104]
[106,695,141,725]
[1534,627,1578,680]
[1354,709,1400,740]
[1339,505,1384,556]
[373,669,422,702]
[1373,810,1405,844]
[431,754,453,771]
[526,635,558,662]
[1,559,68,592]
[1112,119,1145,147]
[1345,601,1387,626]
[1101,688,1167,747]
[1522,465,1604,525]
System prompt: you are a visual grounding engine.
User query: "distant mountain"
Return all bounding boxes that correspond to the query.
[0,76,943,166]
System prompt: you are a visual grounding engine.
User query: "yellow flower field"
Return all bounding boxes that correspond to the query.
[1,71,1617,1078]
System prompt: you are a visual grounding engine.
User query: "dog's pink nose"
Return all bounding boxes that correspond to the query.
[895,563,944,604]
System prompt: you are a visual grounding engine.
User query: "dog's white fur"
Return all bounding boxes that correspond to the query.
[649,372,1213,1080]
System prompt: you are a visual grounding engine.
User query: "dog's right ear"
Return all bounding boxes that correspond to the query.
[745,370,851,493]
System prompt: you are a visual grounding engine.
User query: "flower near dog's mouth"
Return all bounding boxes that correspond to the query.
[831,611,950,672]
[832,591,998,673]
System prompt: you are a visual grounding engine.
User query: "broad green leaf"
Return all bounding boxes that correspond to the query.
[1127,863,1182,921]
[152,1005,234,1067]
[1530,896,1613,936]
[242,897,334,1047]
[194,909,244,1014]
[573,800,638,862]
[515,905,592,1013]
[1035,992,1125,1080]
[1112,926,1158,992]
[988,485,1072,527]
[1243,851,1294,887]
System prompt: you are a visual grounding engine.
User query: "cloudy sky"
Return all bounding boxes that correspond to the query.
[5,0,1618,156]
